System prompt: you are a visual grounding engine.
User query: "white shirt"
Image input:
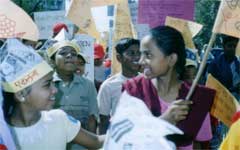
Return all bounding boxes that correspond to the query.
[97,73,129,116]
[9,109,80,150]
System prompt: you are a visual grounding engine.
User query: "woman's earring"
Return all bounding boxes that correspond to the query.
[20,97,25,102]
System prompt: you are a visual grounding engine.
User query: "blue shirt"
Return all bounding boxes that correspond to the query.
[53,73,99,128]
[208,53,240,93]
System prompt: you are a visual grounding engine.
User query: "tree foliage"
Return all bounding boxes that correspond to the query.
[194,0,221,49]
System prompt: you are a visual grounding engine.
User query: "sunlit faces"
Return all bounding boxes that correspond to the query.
[139,35,174,79]
[55,46,78,72]
[121,44,141,72]
[23,72,57,111]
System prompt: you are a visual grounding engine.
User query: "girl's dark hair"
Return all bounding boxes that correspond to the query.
[2,87,31,119]
[2,91,15,119]
[150,26,186,79]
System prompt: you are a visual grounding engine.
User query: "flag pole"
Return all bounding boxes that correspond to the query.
[186,33,217,100]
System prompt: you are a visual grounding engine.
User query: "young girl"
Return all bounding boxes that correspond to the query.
[1,39,104,150]
[122,26,215,149]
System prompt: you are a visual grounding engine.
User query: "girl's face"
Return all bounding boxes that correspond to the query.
[24,72,57,111]
[139,35,175,79]
[55,46,78,73]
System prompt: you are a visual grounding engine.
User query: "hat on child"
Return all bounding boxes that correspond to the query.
[0,39,53,93]
[47,40,80,58]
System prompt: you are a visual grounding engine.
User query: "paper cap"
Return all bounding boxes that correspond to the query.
[185,48,198,68]
[53,23,68,34]
[0,39,53,93]
[54,28,70,41]
[77,53,87,64]
[47,40,80,58]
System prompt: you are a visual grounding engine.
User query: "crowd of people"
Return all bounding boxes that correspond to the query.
[1,22,240,150]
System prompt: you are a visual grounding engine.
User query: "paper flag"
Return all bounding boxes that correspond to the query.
[165,16,203,49]
[0,0,39,41]
[206,74,239,127]
[212,0,240,38]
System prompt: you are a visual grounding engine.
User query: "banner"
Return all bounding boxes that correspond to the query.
[74,34,94,81]
[34,11,74,39]
[112,1,136,75]
[212,0,240,38]
[0,0,39,41]
[206,74,239,127]
[66,0,100,40]
[138,0,194,28]
[165,16,203,49]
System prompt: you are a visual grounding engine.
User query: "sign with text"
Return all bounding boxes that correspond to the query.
[128,0,150,39]
[206,74,239,127]
[0,0,39,41]
[138,0,194,28]
[34,11,74,39]
[74,34,94,81]
[213,0,240,38]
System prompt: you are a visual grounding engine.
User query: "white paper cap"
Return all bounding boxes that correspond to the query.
[54,28,70,42]
[47,40,80,58]
[0,39,52,93]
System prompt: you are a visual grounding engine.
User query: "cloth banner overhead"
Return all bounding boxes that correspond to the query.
[165,16,203,49]
[206,74,239,127]
[138,0,194,28]
[0,0,39,41]
[212,0,240,38]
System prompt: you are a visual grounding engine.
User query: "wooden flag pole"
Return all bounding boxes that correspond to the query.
[186,33,217,100]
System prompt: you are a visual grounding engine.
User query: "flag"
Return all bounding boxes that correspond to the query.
[66,0,100,40]
[0,0,39,41]
[165,16,203,49]
[212,0,240,38]
[220,119,240,150]
[206,74,239,127]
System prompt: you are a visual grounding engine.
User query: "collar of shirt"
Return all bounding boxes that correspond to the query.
[53,72,82,85]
